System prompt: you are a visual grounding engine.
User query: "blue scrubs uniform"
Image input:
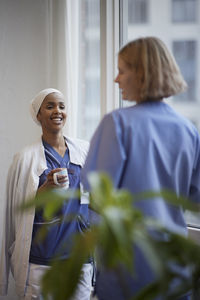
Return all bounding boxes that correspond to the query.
[81,101,200,300]
[29,140,89,265]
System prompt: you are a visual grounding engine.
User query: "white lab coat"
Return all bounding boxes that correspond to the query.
[0,136,89,297]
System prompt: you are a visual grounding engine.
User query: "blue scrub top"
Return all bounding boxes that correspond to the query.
[29,140,89,265]
[81,101,200,300]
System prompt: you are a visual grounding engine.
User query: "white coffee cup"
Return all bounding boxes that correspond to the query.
[53,168,69,189]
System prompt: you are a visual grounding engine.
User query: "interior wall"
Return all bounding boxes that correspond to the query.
[0,0,50,298]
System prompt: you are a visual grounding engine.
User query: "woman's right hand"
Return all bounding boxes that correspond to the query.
[37,168,64,193]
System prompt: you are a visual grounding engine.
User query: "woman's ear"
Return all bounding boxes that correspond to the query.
[37,111,41,123]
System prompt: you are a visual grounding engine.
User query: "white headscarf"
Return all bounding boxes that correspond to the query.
[30,88,64,125]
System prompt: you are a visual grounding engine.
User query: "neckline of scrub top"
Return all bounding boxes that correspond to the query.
[42,139,70,167]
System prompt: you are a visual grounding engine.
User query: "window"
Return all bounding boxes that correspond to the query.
[124,0,200,128]
[78,0,100,140]
[85,0,100,27]
[172,40,197,102]
[121,0,200,228]
[128,0,149,24]
[172,0,197,23]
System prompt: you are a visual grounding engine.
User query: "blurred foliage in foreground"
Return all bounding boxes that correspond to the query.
[20,172,200,300]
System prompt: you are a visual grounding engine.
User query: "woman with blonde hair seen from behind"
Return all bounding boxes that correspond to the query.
[81,37,200,300]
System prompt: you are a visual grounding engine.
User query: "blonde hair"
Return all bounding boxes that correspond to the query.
[119,37,187,102]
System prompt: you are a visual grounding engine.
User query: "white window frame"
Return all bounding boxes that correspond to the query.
[100,0,120,117]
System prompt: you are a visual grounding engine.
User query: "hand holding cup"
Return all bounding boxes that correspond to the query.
[53,168,69,189]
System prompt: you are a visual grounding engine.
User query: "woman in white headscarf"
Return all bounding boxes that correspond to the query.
[0,88,93,300]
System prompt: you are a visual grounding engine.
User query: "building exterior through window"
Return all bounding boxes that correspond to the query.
[126,0,200,131]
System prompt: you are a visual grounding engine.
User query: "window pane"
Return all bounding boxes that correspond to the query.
[126,0,199,106]
[173,40,197,102]
[125,0,200,227]
[128,0,148,24]
[172,0,197,22]
[78,0,100,140]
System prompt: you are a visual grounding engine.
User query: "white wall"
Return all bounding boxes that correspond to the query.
[0,0,50,298]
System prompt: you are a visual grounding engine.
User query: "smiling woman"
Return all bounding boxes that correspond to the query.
[36,92,67,152]
[0,88,93,300]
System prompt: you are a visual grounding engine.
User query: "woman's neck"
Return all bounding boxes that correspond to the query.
[42,132,67,157]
